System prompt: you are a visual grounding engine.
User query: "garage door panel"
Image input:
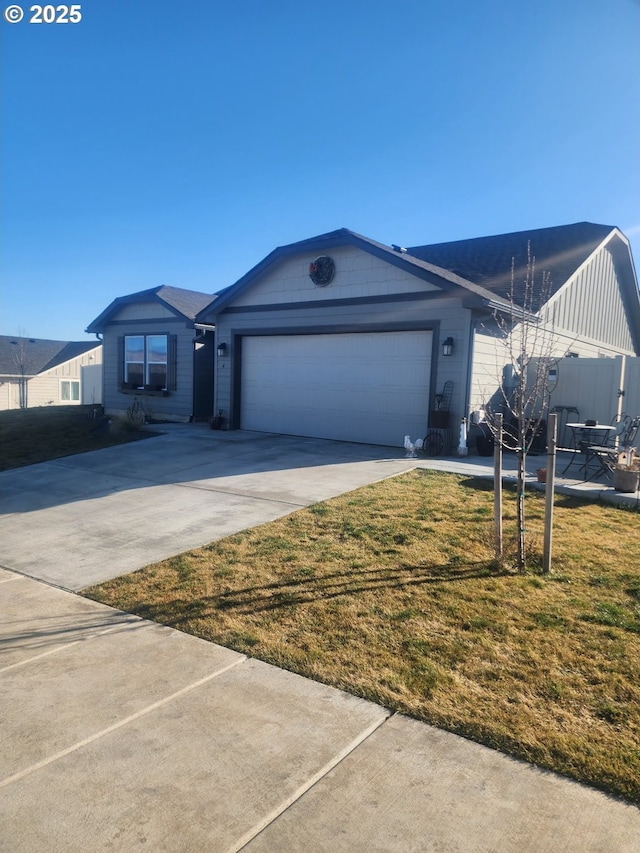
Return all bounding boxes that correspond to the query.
[241,332,431,447]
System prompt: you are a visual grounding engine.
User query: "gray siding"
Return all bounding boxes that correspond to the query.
[102,319,195,421]
[111,303,178,322]
[227,244,439,309]
[542,246,635,354]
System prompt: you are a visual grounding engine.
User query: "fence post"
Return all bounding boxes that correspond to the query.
[543,413,557,574]
[494,413,503,560]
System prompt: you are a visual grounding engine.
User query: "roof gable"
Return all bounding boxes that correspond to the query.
[198,228,505,319]
[0,336,100,377]
[86,285,217,333]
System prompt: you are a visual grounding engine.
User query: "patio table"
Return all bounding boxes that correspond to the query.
[562,423,613,477]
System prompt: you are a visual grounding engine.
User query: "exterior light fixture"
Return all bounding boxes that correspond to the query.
[442,337,454,357]
[217,342,227,358]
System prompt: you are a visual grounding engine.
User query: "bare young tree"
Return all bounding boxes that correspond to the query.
[11,330,31,410]
[484,245,558,571]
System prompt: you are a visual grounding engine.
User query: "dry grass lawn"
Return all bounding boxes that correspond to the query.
[83,470,640,803]
[0,405,153,470]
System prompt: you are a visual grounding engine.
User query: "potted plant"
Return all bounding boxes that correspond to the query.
[612,452,640,493]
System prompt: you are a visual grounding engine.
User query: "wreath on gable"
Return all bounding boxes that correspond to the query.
[308,256,335,287]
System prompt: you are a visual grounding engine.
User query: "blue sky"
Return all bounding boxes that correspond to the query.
[2,0,639,341]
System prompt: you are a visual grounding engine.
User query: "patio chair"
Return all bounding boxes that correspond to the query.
[586,415,638,479]
[550,405,580,451]
[619,416,640,453]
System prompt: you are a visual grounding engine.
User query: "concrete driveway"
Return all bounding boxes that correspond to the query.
[0,425,418,590]
[2,426,638,851]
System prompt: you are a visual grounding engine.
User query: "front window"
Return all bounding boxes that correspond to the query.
[146,335,168,388]
[124,335,168,389]
[124,336,144,387]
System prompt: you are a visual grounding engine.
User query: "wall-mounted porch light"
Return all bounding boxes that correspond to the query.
[442,337,454,357]
[217,342,227,358]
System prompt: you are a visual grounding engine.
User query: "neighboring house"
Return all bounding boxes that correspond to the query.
[195,222,639,447]
[85,285,218,422]
[0,336,103,411]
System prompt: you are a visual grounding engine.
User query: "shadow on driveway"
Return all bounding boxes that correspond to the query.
[0,426,417,590]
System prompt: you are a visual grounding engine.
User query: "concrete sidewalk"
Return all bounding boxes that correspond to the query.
[1,426,638,850]
[2,569,637,852]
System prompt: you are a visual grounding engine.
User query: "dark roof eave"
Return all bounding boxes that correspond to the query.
[86,285,216,332]
[466,293,537,323]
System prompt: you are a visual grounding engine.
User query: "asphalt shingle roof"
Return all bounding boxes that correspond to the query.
[151,285,217,318]
[407,222,615,310]
[0,336,99,377]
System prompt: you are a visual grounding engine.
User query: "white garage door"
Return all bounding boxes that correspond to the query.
[241,331,432,447]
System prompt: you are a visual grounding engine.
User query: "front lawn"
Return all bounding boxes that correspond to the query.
[83,470,640,803]
[0,405,153,470]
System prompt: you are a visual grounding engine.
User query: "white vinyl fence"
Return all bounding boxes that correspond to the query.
[81,363,103,405]
[624,357,640,418]
[527,356,639,447]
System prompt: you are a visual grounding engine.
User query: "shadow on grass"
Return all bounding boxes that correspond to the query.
[458,476,496,493]
[134,561,510,623]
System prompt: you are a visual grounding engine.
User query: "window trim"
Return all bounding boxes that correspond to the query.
[60,379,81,403]
[119,333,176,395]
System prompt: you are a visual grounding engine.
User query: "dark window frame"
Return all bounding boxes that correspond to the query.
[118,333,177,394]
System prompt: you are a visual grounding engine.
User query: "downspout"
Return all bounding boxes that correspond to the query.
[191,331,197,422]
[464,314,477,422]
[93,332,104,411]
